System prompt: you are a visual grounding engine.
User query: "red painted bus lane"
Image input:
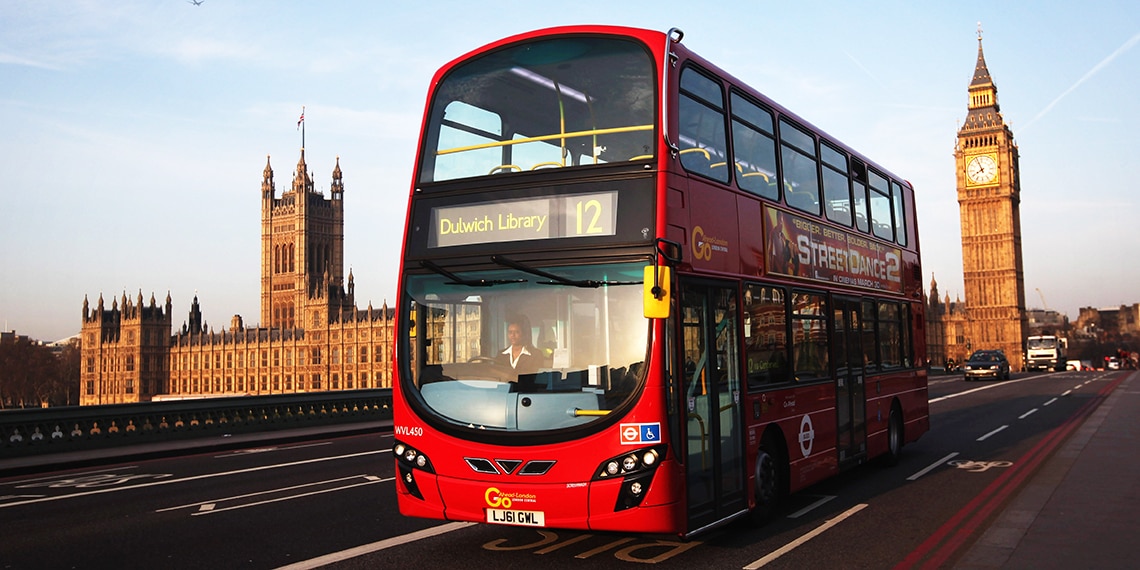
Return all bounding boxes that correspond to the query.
[896,376,1124,569]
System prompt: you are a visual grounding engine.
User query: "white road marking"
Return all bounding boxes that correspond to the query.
[214,441,332,458]
[274,522,476,570]
[188,477,390,515]
[929,373,1051,404]
[0,449,389,509]
[3,466,140,486]
[908,452,959,481]
[977,425,1009,441]
[156,474,382,512]
[743,504,868,569]
[787,495,836,519]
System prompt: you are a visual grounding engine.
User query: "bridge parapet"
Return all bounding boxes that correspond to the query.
[1,390,391,460]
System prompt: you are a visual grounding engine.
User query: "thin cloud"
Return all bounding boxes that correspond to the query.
[844,50,879,83]
[0,51,62,70]
[1023,31,1140,131]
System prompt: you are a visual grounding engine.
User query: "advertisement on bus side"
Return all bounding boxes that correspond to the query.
[764,205,903,293]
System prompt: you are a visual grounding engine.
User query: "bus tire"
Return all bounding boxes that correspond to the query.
[749,439,785,525]
[881,404,904,467]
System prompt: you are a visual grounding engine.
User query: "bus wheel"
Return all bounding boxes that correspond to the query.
[881,405,904,467]
[750,444,783,525]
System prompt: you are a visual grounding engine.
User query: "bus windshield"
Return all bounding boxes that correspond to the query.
[419,36,656,183]
[404,261,649,433]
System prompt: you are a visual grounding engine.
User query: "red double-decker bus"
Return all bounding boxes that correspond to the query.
[393,25,928,537]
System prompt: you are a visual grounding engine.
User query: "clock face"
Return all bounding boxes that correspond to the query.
[967,155,998,184]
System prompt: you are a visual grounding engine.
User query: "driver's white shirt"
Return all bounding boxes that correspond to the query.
[501,345,532,369]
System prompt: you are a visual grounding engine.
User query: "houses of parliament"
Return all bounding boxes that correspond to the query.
[79,149,395,405]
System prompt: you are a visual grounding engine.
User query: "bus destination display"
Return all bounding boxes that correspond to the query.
[429,191,617,248]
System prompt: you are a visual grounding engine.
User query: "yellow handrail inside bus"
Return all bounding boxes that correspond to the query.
[679,147,710,160]
[489,165,522,174]
[572,408,610,417]
[688,411,708,469]
[436,124,654,156]
[711,161,744,172]
[530,162,563,170]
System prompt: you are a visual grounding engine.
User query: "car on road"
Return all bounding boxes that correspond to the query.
[963,350,1011,381]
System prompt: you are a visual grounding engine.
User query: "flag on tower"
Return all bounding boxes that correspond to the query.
[297,106,305,130]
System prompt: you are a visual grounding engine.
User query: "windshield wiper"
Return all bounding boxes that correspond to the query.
[421,260,525,287]
[491,255,640,288]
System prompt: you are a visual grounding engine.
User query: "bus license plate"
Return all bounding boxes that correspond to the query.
[486,508,545,527]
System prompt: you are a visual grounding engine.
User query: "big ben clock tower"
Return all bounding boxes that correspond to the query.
[954,26,1028,369]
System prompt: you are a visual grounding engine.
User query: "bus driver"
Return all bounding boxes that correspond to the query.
[498,316,542,375]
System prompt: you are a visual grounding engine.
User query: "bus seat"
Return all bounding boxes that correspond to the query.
[786,189,819,212]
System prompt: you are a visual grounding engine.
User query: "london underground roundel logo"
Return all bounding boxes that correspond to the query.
[799,414,815,457]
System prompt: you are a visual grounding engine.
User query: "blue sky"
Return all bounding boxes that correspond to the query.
[2,1,1138,342]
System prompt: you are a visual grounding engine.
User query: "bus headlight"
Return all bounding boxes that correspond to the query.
[642,450,657,466]
[622,455,638,471]
[593,444,667,512]
[393,439,434,501]
[594,445,665,480]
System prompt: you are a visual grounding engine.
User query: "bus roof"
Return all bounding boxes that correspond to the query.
[425,25,913,189]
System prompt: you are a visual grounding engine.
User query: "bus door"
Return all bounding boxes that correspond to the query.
[832,296,867,467]
[678,281,746,531]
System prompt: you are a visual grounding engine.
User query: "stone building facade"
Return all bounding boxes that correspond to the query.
[1075,304,1140,341]
[80,150,394,405]
[927,30,1029,370]
[925,276,970,368]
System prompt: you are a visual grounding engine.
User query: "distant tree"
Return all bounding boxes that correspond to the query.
[0,338,78,408]
[54,342,81,406]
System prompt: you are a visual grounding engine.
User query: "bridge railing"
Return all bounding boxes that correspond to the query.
[1,389,392,459]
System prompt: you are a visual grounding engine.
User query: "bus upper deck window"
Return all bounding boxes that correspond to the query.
[779,119,820,215]
[420,36,656,184]
[730,92,778,200]
[678,67,729,183]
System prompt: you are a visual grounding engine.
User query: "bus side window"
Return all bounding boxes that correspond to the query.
[892,181,908,247]
[861,299,879,372]
[850,159,870,234]
[868,170,894,241]
[878,301,902,369]
[791,291,829,381]
[820,142,852,226]
[730,92,779,201]
[678,67,729,183]
[779,118,820,215]
[744,284,790,388]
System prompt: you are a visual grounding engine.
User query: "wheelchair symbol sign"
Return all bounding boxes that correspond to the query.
[620,423,661,445]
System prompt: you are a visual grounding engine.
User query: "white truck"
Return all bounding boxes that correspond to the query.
[1026,335,1066,372]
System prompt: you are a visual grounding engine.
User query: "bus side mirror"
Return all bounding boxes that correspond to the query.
[643,265,671,319]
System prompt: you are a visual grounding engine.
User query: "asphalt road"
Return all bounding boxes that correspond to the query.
[0,370,1124,569]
